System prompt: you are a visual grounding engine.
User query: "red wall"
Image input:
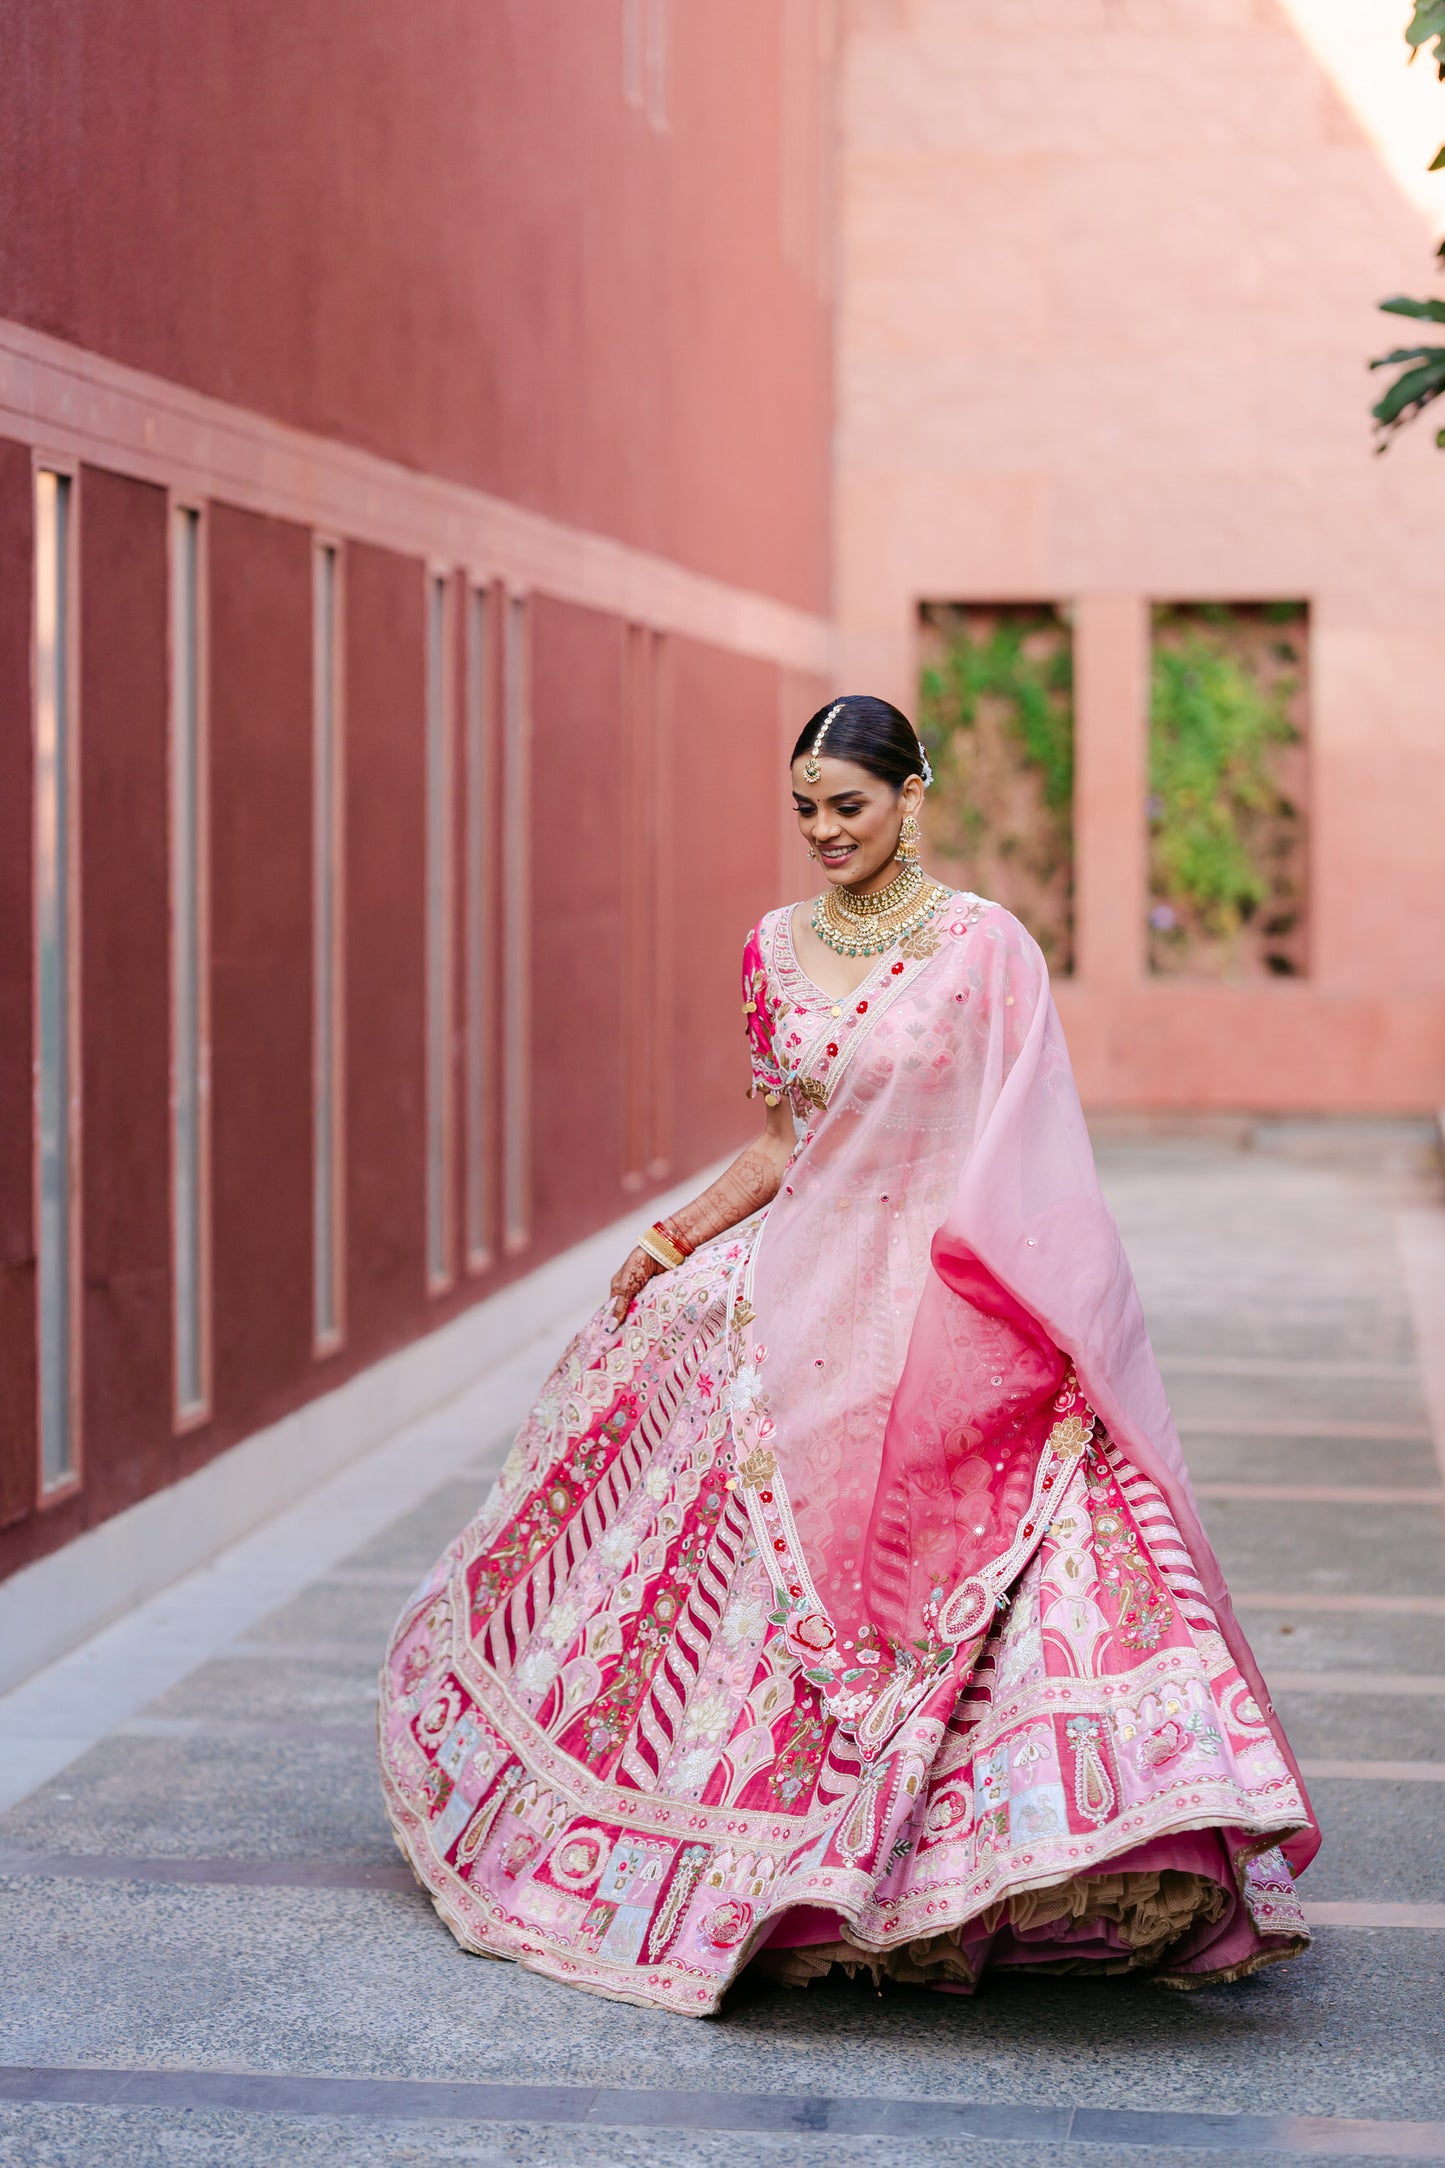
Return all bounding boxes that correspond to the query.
[76,471,172,1523]
[344,542,428,1359]
[0,503,796,1580]
[0,7,829,1581]
[208,507,317,1435]
[666,640,784,1175]
[0,0,830,613]
[530,599,630,1255]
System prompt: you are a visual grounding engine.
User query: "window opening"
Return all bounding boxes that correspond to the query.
[34,467,79,1489]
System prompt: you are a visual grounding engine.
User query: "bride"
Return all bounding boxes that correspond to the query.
[379,694,1317,2014]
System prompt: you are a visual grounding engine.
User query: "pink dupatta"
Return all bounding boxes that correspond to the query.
[729,897,1318,1873]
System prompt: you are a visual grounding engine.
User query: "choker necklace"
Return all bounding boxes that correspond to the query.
[811,862,948,958]
[830,861,924,917]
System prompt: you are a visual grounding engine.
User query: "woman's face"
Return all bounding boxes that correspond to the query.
[791,756,924,889]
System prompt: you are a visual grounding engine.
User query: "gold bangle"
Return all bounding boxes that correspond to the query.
[637,1227,684,1271]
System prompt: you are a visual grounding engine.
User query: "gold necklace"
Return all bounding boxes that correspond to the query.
[812,873,949,958]
[831,861,925,920]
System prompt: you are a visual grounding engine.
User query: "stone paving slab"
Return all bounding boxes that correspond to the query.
[1237,1612,1445,1676]
[1,2104,1441,2168]
[1269,1783,1444,1902]
[1263,1689,1443,1768]
[1162,1372,1432,1430]
[341,1481,502,1576]
[240,1576,417,1650]
[0,1734,397,1865]
[0,1879,1442,2121]
[133,1653,384,1724]
[1196,1500,1443,1600]
[6,2068,1445,2164]
[1176,1437,1440,1489]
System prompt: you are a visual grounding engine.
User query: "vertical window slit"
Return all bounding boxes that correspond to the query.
[170,504,209,1424]
[313,543,344,1351]
[426,573,455,1291]
[464,585,491,1271]
[501,594,530,1255]
[35,467,79,1490]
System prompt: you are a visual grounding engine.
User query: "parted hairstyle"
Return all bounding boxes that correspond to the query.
[789,695,926,792]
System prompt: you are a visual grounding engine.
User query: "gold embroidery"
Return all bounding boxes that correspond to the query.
[737,1446,777,1487]
[1048,1413,1094,1459]
[897,922,942,961]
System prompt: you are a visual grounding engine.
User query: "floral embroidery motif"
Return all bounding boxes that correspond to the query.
[897,921,943,960]
[1086,1470,1175,1653]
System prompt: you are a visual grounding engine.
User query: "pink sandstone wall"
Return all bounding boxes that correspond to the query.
[835,0,1445,1108]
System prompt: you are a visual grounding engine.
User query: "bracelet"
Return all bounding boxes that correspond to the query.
[656,1215,694,1259]
[638,1226,686,1271]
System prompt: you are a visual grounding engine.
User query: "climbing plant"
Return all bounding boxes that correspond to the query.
[1148,605,1306,978]
[918,606,1074,973]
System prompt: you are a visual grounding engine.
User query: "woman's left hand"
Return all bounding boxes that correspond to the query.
[609,1245,660,1323]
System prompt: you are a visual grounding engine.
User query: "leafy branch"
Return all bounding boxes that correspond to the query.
[1371,1,1445,445]
[1406,0,1445,78]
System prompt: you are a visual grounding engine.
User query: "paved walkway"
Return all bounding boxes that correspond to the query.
[1,1122,1443,2167]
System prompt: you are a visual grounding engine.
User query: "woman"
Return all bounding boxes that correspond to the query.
[379,695,1317,2015]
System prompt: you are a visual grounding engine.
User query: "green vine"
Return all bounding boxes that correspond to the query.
[1148,616,1299,950]
[919,612,1073,824]
[920,615,1072,808]
[918,608,1074,969]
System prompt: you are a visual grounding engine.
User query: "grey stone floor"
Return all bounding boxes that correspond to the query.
[1,1121,1444,2166]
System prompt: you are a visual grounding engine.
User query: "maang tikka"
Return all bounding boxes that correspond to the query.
[802,701,844,785]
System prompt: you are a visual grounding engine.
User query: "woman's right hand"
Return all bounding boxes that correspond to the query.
[609,1245,661,1323]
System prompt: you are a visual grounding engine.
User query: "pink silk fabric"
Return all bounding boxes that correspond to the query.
[736,897,1318,1874]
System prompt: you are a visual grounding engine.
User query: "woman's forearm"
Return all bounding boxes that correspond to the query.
[667,1133,791,1251]
[609,1109,793,1319]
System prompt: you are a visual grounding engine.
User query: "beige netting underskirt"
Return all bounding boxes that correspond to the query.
[751,1869,1231,1990]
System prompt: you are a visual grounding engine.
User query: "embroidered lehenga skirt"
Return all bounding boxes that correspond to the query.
[378,1222,1310,2016]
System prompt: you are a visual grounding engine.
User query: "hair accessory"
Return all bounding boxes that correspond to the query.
[802,701,844,785]
[919,749,934,788]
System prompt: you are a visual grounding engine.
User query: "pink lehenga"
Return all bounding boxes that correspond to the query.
[379,894,1317,2015]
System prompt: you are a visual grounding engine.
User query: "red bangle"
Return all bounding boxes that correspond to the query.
[654,1216,693,1260]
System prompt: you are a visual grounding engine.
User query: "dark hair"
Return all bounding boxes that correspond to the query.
[789,694,925,791]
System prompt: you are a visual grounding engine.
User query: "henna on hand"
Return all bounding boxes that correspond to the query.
[665,1138,790,1254]
[609,1244,661,1322]
[608,1106,793,1321]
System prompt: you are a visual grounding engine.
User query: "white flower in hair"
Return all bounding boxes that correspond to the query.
[919,748,934,788]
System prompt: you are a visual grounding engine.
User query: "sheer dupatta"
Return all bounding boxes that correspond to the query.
[729,901,1317,1874]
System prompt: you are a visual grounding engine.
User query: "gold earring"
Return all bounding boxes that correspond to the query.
[895,813,921,863]
[807,842,818,860]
